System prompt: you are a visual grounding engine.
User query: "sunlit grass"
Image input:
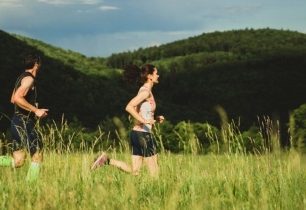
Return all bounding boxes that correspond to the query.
[1,115,306,209]
[1,150,306,209]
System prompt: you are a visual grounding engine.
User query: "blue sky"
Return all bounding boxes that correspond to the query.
[0,0,305,57]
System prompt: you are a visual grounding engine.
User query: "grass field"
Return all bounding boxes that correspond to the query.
[1,150,306,210]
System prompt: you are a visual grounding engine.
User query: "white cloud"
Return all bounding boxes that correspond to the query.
[81,0,100,5]
[76,9,92,13]
[37,0,71,5]
[0,0,23,7]
[98,5,119,11]
[37,0,100,5]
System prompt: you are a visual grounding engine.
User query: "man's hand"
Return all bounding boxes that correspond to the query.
[35,109,48,118]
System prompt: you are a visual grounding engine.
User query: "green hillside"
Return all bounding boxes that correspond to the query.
[106,28,306,146]
[14,34,116,76]
[107,28,306,67]
[0,29,129,131]
[1,28,306,147]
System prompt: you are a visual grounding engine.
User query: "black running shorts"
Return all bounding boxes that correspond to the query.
[130,130,157,157]
[10,113,42,156]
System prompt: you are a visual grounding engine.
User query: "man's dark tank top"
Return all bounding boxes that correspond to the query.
[13,72,37,116]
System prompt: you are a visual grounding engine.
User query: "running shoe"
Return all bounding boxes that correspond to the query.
[91,152,109,170]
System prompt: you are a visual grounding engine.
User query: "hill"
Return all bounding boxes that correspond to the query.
[1,28,306,147]
[106,28,306,146]
[106,28,306,67]
[0,29,129,131]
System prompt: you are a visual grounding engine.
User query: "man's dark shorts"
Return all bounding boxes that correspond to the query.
[130,130,157,157]
[10,113,42,156]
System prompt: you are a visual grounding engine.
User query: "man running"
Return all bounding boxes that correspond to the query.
[0,54,48,182]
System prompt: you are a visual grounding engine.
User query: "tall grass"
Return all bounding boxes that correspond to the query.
[1,118,306,210]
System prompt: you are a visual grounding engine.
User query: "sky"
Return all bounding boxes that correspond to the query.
[0,0,305,57]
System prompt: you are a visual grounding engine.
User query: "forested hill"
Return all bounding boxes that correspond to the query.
[1,28,306,145]
[106,28,306,146]
[0,29,129,131]
[107,28,306,67]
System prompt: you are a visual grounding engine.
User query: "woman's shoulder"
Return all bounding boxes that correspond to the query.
[138,86,151,95]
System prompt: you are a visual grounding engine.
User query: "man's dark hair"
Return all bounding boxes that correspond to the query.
[24,54,41,69]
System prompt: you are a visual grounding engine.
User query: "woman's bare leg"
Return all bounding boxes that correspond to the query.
[131,155,143,175]
[144,154,159,177]
[109,159,132,173]
[110,155,143,175]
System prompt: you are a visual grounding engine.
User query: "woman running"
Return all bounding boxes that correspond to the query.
[91,64,164,176]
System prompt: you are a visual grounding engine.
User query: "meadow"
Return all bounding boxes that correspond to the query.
[1,28,306,209]
[1,142,306,209]
[1,116,306,210]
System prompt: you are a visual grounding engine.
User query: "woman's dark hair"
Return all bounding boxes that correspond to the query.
[24,54,41,69]
[123,64,156,85]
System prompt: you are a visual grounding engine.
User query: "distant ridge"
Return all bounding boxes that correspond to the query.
[106,28,306,68]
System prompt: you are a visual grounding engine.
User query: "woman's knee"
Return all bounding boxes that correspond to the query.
[144,155,159,175]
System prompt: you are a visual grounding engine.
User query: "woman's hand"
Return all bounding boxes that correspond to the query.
[144,118,156,125]
[155,115,165,123]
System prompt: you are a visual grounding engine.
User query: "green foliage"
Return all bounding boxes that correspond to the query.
[106,28,306,68]
[0,29,130,131]
[1,116,277,155]
[154,120,272,154]
[14,34,112,76]
[104,29,306,144]
[241,126,265,154]
[291,104,306,152]
[36,116,133,154]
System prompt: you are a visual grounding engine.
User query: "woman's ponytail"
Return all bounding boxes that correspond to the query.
[123,64,156,85]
